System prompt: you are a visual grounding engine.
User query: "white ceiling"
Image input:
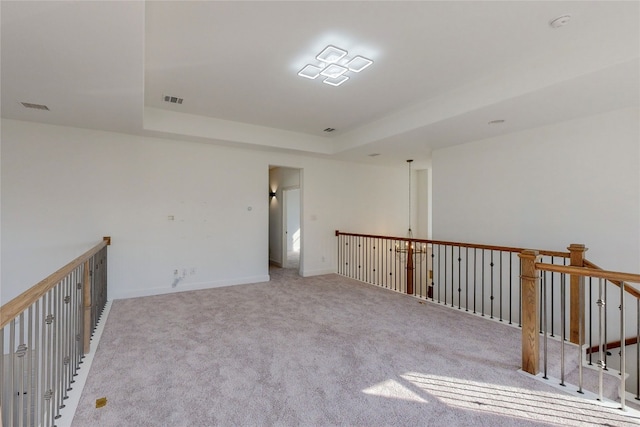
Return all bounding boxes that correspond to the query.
[2,1,638,169]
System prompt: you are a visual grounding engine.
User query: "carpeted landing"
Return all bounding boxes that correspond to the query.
[71,268,639,426]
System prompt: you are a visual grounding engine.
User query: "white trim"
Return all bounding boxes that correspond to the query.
[114,275,271,300]
[57,300,113,427]
[302,268,336,277]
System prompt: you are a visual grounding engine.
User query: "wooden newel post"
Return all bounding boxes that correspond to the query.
[406,241,414,295]
[83,259,92,354]
[519,249,541,375]
[569,244,587,344]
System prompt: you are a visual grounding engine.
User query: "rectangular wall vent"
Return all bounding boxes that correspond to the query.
[21,102,49,111]
[163,95,183,104]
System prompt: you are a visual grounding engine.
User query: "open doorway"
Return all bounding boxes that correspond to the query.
[268,166,302,274]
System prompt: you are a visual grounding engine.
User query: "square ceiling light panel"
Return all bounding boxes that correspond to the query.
[298,64,323,79]
[298,45,372,87]
[320,64,348,79]
[323,75,349,86]
[346,56,373,72]
[316,45,348,64]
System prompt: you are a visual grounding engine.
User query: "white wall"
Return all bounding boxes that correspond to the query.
[416,169,429,239]
[432,107,640,273]
[1,119,408,302]
[0,122,2,306]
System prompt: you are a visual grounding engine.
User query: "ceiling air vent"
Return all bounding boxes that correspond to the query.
[21,102,49,111]
[323,128,335,132]
[163,95,183,105]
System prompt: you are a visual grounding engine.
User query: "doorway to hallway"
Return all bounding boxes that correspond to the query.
[268,166,302,274]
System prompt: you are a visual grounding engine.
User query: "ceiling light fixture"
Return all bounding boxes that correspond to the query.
[346,56,373,72]
[298,64,323,80]
[320,64,348,79]
[316,45,348,63]
[298,45,373,87]
[323,75,349,87]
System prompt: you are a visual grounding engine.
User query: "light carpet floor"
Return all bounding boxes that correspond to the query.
[71,269,639,426]
[285,251,300,269]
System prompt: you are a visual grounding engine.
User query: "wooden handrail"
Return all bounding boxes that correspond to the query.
[535,262,640,283]
[583,259,607,270]
[0,237,111,329]
[583,259,640,300]
[586,336,639,355]
[335,230,570,258]
[535,263,640,300]
[582,260,640,353]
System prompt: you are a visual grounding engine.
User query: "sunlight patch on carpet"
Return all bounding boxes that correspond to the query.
[399,372,640,426]
[362,379,428,403]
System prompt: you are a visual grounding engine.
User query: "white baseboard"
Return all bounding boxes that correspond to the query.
[57,300,113,427]
[114,275,271,300]
[301,268,336,277]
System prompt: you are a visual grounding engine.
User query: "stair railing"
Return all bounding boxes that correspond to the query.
[520,250,640,410]
[335,230,569,325]
[335,231,640,407]
[0,237,110,427]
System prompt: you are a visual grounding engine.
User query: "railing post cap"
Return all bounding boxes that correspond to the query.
[519,249,540,258]
[567,243,587,252]
[103,236,111,246]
